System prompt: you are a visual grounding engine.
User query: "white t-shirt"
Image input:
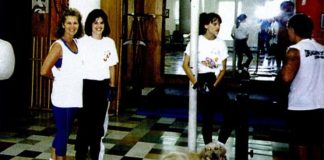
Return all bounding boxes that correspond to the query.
[51,39,83,108]
[0,39,15,80]
[78,36,119,80]
[231,22,249,40]
[288,39,324,110]
[184,35,228,76]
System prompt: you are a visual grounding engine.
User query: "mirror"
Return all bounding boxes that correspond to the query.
[162,0,294,79]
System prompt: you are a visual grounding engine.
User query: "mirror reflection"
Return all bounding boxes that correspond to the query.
[163,0,294,80]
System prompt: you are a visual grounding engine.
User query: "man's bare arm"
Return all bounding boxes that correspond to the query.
[281,48,300,84]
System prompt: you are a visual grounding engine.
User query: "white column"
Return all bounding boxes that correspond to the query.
[69,0,100,25]
[180,0,191,33]
[188,0,199,152]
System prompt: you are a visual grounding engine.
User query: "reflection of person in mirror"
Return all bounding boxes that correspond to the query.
[182,12,230,145]
[231,14,253,71]
[274,1,294,69]
[32,0,47,13]
[0,39,15,80]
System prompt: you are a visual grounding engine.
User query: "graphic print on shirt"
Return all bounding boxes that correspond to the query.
[103,50,111,61]
[304,49,324,59]
[200,49,221,69]
[201,57,219,69]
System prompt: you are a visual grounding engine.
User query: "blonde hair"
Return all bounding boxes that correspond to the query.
[160,151,189,160]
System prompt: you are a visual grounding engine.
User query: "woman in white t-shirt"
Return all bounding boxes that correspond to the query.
[231,14,253,71]
[182,12,230,145]
[75,9,118,160]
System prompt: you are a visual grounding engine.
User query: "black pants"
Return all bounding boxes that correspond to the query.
[197,73,229,144]
[234,39,253,69]
[75,79,109,160]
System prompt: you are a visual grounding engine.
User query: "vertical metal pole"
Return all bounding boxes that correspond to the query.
[188,0,199,152]
[31,37,36,109]
[232,0,238,71]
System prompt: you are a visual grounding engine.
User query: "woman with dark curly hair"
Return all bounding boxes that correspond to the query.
[75,9,118,160]
[182,12,229,145]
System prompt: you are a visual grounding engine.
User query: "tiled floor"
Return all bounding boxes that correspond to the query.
[0,106,290,160]
[0,49,287,160]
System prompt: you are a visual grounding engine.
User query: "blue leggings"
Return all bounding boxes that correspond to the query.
[52,106,79,156]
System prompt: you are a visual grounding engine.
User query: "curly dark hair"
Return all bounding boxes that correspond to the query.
[199,12,222,35]
[84,9,110,37]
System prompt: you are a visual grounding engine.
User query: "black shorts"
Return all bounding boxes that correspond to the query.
[288,109,324,146]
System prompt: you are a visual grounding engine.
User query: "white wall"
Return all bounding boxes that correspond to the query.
[69,0,100,25]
